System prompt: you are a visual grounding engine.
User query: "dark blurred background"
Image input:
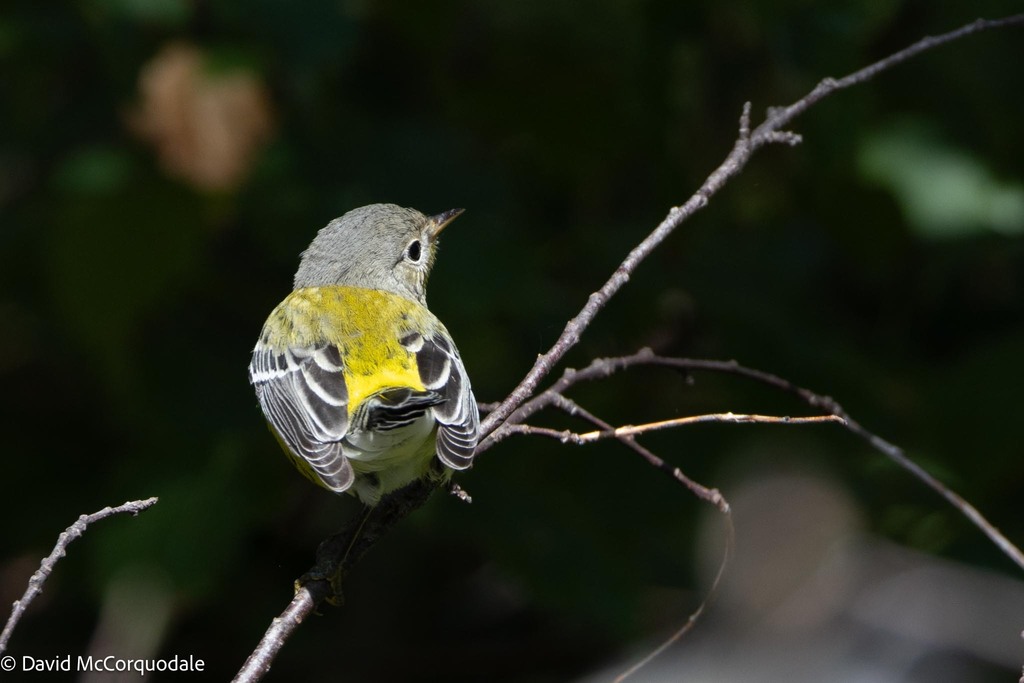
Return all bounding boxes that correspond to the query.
[2,1,1022,681]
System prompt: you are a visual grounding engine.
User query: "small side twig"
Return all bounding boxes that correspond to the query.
[534,395,733,682]
[577,413,845,441]
[529,349,1024,573]
[504,413,842,443]
[0,497,159,655]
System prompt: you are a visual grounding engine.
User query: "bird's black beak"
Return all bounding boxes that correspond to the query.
[428,208,465,238]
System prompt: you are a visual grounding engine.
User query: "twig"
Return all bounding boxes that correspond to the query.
[534,349,1024,572]
[477,13,1024,448]
[0,497,159,655]
[828,406,1024,571]
[763,15,1024,129]
[579,413,844,440]
[536,395,734,681]
[505,413,842,443]
[232,585,325,683]
[673,356,1024,570]
[612,521,731,683]
[549,393,726,508]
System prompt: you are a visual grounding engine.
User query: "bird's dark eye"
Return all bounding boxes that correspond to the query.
[406,239,422,262]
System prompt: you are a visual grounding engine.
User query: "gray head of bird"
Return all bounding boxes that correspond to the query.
[293,203,463,305]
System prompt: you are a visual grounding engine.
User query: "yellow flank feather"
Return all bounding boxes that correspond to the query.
[260,286,437,415]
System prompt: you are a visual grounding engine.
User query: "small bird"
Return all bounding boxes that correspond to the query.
[248,204,479,505]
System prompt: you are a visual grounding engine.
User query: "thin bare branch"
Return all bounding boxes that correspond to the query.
[612,516,732,683]
[543,393,730,514]
[500,423,577,442]
[831,408,1024,572]
[761,14,1024,135]
[477,13,1024,447]
[534,395,734,680]
[504,413,843,443]
[544,349,1024,572]
[233,585,324,683]
[0,497,159,655]
[577,413,845,441]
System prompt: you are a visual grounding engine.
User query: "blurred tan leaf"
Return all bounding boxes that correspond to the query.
[129,42,274,192]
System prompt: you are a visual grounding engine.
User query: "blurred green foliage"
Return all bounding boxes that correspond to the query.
[1,0,1022,681]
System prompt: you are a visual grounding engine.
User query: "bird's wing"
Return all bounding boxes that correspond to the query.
[401,330,479,470]
[356,387,446,433]
[248,341,355,492]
